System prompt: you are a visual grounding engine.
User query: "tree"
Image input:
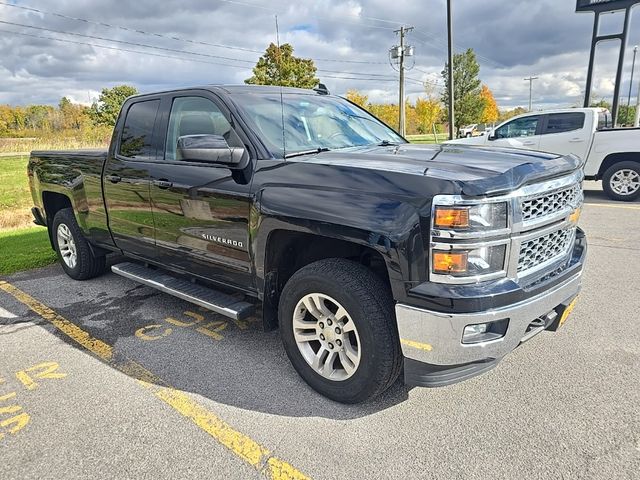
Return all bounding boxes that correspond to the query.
[479,85,499,124]
[345,90,369,108]
[441,49,484,132]
[90,85,138,126]
[414,97,442,134]
[498,106,527,123]
[245,43,318,89]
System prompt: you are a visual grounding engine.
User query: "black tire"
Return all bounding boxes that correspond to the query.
[278,259,402,403]
[466,132,472,138]
[602,161,640,202]
[52,208,106,280]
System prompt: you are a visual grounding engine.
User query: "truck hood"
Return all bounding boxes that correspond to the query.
[298,143,581,196]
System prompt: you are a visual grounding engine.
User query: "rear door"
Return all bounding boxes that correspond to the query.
[103,98,161,258]
[538,112,590,161]
[488,114,542,150]
[148,91,254,290]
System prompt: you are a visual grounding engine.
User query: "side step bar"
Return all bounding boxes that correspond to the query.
[111,262,255,320]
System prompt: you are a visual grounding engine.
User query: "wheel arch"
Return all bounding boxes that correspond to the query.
[41,191,73,248]
[596,152,640,180]
[257,224,405,331]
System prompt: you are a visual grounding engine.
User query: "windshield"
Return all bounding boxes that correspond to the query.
[230,92,406,157]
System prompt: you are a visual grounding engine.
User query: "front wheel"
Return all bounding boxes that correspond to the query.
[278,259,402,403]
[602,161,640,202]
[52,208,106,280]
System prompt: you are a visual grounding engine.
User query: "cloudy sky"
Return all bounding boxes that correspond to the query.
[0,0,639,110]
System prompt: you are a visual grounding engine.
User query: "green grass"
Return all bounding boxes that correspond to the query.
[406,134,441,144]
[0,227,57,276]
[0,155,30,209]
[0,155,32,229]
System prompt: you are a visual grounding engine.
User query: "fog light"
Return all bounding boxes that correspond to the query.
[462,319,509,344]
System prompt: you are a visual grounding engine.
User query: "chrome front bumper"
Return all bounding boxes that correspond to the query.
[396,271,582,367]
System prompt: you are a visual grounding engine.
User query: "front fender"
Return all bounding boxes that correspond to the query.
[253,186,426,302]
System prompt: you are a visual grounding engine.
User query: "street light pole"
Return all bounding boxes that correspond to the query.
[626,45,638,125]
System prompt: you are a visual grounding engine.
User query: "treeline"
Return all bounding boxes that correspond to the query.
[0,85,138,144]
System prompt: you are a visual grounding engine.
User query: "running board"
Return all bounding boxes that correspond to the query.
[111,262,255,320]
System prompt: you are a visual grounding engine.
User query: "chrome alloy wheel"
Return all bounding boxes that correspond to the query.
[56,223,77,269]
[610,169,640,196]
[292,293,361,381]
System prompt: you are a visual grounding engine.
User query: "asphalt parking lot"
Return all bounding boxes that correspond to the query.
[1,182,639,480]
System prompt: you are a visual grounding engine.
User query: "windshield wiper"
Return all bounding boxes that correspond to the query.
[284,147,330,159]
[377,140,399,146]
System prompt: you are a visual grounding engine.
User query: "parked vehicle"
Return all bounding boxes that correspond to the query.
[459,124,478,138]
[448,108,640,201]
[28,85,586,403]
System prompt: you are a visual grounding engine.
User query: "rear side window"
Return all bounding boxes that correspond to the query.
[543,113,585,135]
[597,110,611,130]
[119,100,160,158]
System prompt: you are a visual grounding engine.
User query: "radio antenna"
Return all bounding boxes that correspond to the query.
[275,15,286,158]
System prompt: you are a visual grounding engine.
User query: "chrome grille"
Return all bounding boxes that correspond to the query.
[518,228,575,273]
[521,184,581,223]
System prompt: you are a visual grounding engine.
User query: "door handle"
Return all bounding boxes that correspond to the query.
[522,141,536,146]
[154,179,173,189]
[106,175,121,184]
[569,138,584,143]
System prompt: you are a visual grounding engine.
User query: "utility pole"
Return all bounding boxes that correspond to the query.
[524,76,538,112]
[626,45,637,125]
[391,26,414,136]
[447,0,454,140]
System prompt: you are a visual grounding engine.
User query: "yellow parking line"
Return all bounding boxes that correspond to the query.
[585,202,640,210]
[0,280,309,480]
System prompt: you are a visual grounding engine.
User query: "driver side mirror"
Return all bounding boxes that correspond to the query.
[488,131,497,141]
[177,134,246,166]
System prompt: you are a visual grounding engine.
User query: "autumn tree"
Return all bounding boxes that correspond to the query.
[90,85,139,127]
[441,49,484,132]
[345,90,369,108]
[479,85,499,124]
[498,106,527,122]
[415,97,442,134]
[245,43,318,89]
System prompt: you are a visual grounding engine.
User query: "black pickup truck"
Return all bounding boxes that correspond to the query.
[28,85,586,403]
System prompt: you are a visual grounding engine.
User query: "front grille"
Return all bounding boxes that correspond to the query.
[518,228,575,273]
[521,184,581,223]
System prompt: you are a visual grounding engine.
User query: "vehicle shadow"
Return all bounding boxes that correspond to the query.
[17,262,409,420]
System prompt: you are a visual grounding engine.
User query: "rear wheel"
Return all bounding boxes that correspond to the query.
[279,259,401,403]
[52,208,106,280]
[602,161,640,202]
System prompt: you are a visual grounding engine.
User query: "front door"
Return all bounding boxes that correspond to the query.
[103,99,160,258]
[489,114,542,151]
[149,94,254,290]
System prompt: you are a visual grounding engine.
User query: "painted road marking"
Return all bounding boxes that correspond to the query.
[0,306,17,319]
[0,280,309,480]
[585,202,640,210]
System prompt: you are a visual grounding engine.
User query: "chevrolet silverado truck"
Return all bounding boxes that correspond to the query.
[448,107,640,201]
[28,85,587,403]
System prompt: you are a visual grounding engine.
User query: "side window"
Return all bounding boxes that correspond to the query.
[542,113,585,135]
[165,96,242,161]
[495,116,540,139]
[597,111,611,130]
[119,100,160,159]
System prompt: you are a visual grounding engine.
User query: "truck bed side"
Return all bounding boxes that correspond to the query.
[28,149,116,249]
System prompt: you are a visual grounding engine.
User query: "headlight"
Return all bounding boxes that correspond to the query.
[432,244,506,277]
[434,202,507,231]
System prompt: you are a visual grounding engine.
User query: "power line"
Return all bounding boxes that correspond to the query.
[0,19,258,64]
[0,1,263,54]
[0,29,254,70]
[0,2,390,66]
[0,28,405,85]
